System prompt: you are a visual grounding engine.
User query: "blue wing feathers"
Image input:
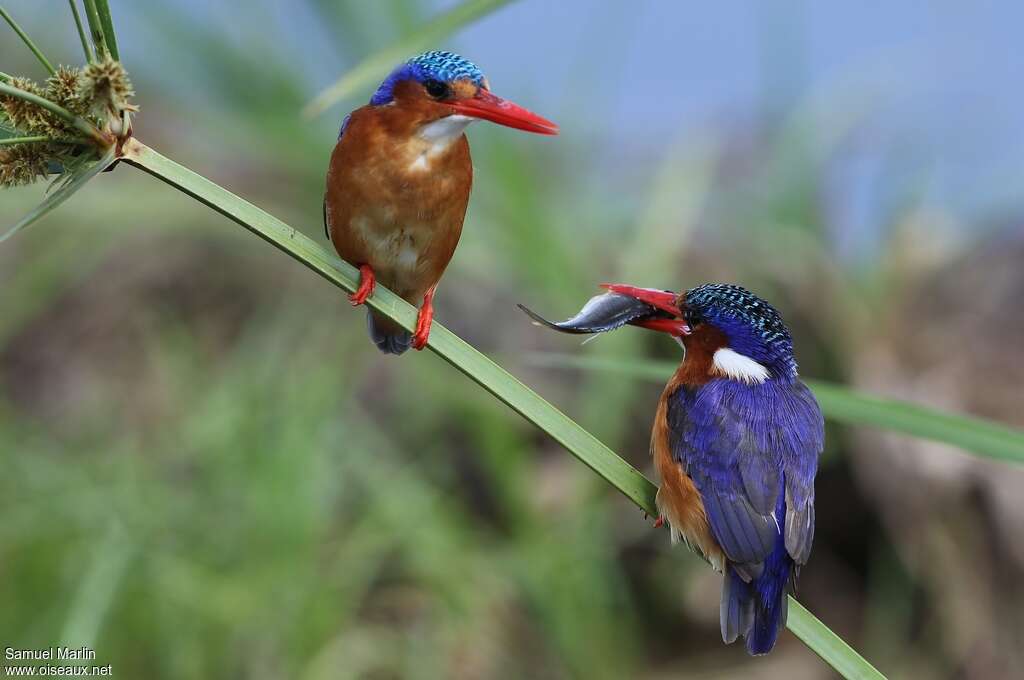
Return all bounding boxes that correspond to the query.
[667,377,821,652]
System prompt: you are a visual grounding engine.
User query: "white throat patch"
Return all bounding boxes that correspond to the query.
[409,115,475,172]
[712,347,770,384]
[419,114,474,144]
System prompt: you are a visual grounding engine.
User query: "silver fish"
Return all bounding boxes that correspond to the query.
[518,292,663,335]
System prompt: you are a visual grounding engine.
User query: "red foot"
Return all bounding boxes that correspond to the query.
[653,516,665,529]
[411,287,436,351]
[349,265,375,306]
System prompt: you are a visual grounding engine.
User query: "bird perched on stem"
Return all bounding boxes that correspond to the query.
[325,50,558,354]
[520,283,823,655]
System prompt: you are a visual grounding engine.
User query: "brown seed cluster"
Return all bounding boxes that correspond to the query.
[2,77,58,136]
[0,144,49,187]
[1,58,135,188]
[79,57,136,117]
[48,66,90,118]
[0,70,95,139]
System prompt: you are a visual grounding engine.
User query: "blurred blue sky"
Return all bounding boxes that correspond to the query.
[453,0,1024,220]
[328,1,1014,225]
[10,1,1020,229]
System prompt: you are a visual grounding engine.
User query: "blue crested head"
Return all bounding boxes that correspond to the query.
[370,50,486,106]
[520,282,802,383]
[683,283,797,379]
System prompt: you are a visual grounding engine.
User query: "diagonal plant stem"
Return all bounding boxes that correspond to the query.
[0,135,51,145]
[90,0,119,60]
[81,0,114,60]
[523,353,1024,463]
[0,81,106,145]
[0,6,57,76]
[120,138,886,680]
[68,0,95,63]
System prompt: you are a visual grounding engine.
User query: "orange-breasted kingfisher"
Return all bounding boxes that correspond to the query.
[520,283,823,655]
[325,50,558,354]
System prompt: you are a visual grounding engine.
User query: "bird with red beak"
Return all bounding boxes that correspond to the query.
[325,50,558,354]
[521,283,823,655]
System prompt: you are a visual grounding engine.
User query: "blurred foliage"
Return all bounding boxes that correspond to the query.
[2,2,1023,679]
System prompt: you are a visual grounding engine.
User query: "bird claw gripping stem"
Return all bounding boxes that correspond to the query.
[349,264,376,306]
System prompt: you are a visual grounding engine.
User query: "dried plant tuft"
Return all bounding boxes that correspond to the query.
[79,57,136,119]
[46,66,89,117]
[1,77,48,133]
[0,143,50,187]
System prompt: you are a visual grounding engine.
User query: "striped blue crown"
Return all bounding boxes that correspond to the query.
[371,50,485,105]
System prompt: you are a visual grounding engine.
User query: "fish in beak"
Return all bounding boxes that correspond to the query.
[519,284,690,336]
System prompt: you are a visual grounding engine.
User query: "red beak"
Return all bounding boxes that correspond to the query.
[600,283,691,335]
[450,89,559,135]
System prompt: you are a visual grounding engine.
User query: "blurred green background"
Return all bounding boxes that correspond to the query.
[3,2,1024,678]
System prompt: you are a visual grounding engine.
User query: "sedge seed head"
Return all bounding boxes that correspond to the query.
[0,76,77,137]
[47,66,88,117]
[1,77,47,133]
[79,57,136,117]
[0,144,50,187]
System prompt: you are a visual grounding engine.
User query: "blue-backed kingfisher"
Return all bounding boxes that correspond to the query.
[521,283,823,655]
[325,51,558,354]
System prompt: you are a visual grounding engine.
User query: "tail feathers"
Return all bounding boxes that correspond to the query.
[721,567,755,644]
[721,547,792,655]
[746,559,790,655]
[367,310,411,355]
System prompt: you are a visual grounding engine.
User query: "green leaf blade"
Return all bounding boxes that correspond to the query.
[806,379,1024,463]
[81,0,113,60]
[789,600,886,680]
[91,0,119,60]
[1,145,116,243]
[524,353,1024,464]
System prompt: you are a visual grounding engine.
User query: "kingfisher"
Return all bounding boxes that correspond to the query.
[324,50,558,354]
[520,283,823,655]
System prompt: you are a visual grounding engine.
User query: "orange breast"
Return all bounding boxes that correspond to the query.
[651,380,725,572]
[325,105,473,304]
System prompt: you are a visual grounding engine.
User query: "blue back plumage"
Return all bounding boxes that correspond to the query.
[370,50,486,106]
[667,374,823,654]
[684,284,797,379]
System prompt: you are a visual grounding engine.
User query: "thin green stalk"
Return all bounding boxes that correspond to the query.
[81,0,111,60]
[0,135,51,145]
[0,81,105,146]
[68,0,95,63]
[523,353,1024,464]
[303,0,518,118]
[0,6,57,76]
[0,70,11,83]
[91,0,118,60]
[120,138,886,680]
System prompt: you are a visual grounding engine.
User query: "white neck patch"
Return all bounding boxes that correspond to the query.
[419,114,474,144]
[712,347,770,384]
[408,115,474,172]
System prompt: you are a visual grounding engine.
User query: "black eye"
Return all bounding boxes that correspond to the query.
[423,79,450,99]
[684,309,704,328]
